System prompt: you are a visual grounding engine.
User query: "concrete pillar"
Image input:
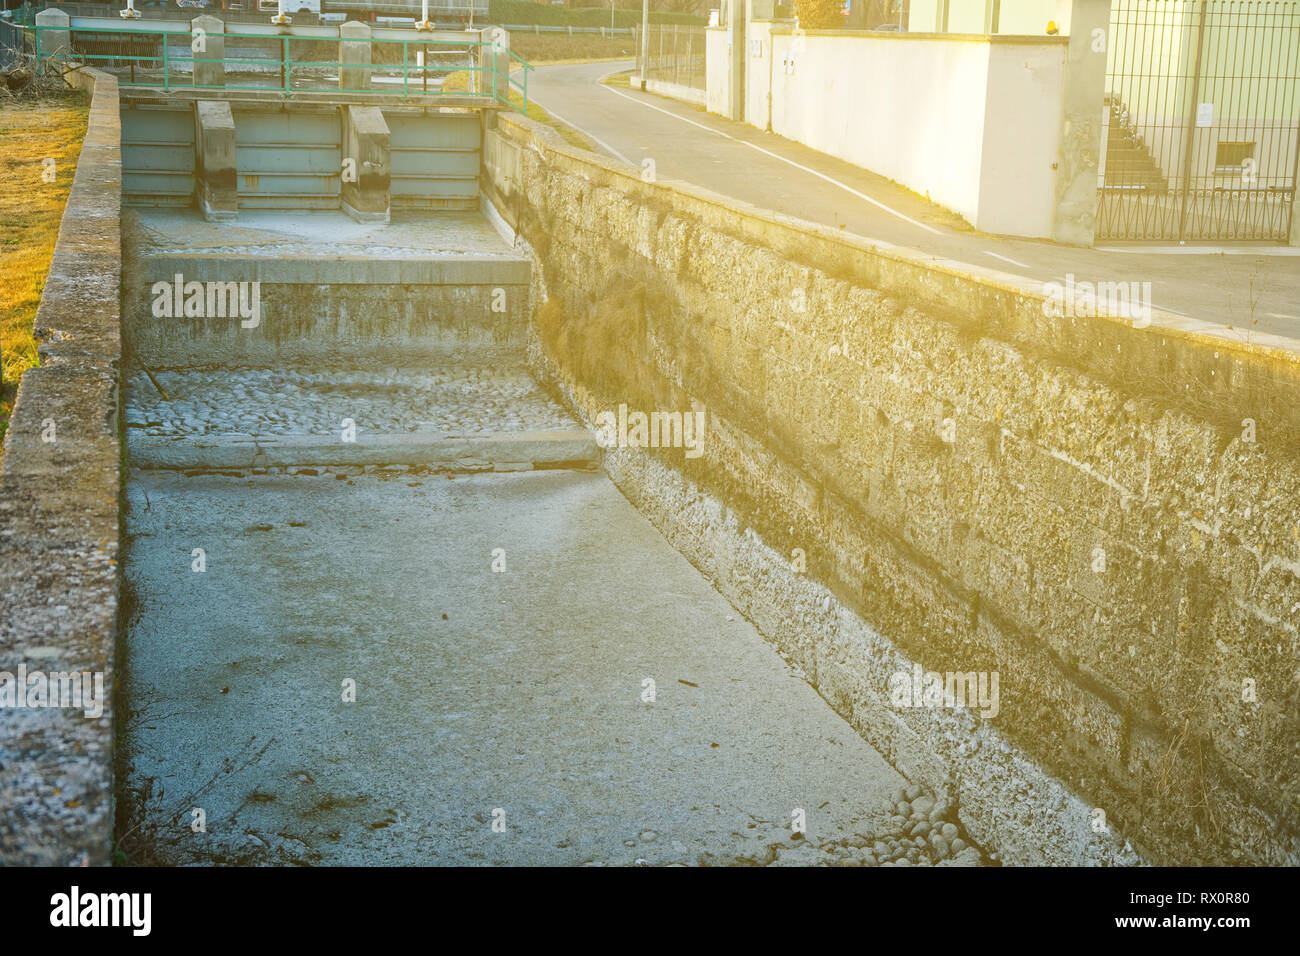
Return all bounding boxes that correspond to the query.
[476,27,510,100]
[1051,0,1112,247]
[339,21,372,92]
[340,105,390,224]
[194,100,238,222]
[34,8,70,58]
[726,0,744,121]
[191,15,225,90]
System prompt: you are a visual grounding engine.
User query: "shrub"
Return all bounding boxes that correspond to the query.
[794,0,843,29]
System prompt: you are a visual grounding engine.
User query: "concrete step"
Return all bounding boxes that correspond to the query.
[130,429,600,473]
[125,363,596,472]
[122,208,531,366]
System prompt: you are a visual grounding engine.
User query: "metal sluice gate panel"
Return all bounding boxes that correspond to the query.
[1096,0,1300,242]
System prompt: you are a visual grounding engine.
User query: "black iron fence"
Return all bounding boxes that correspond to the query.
[1097,0,1300,242]
[639,23,703,92]
[0,19,28,68]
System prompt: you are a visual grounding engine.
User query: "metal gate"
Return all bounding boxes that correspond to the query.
[1096,0,1300,241]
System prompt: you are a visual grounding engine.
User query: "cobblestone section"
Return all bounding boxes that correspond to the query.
[485,113,1300,865]
[710,785,984,867]
[126,364,578,440]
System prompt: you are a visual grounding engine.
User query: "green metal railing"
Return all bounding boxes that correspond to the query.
[32,22,531,111]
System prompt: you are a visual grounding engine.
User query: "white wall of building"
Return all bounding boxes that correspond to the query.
[706,26,732,117]
[749,29,1067,237]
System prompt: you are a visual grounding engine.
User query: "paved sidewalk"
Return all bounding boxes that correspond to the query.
[524,61,1300,348]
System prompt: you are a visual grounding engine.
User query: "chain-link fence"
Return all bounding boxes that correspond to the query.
[639,23,703,92]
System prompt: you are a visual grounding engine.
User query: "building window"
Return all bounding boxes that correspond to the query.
[1214,141,1255,173]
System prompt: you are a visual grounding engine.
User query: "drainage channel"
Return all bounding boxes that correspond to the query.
[115,207,985,866]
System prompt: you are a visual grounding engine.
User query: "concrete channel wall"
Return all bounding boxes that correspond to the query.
[483,112,1300,865]
[0,68,122,866]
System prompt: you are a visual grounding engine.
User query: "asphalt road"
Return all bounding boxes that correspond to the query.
[522,60,1300,349]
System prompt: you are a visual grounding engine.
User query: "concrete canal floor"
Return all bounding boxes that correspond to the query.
[119,467,918,866]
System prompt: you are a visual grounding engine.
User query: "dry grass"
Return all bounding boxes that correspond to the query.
[0,91,89,442]
[506,33,636,65]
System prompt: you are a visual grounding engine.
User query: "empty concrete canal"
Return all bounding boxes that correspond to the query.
[2,15,1297,871]
[115,207,932,866]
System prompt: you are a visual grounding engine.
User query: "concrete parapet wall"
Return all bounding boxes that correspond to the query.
[0,68,122,866]
[483,112,1300,865]
[632,76,707,108]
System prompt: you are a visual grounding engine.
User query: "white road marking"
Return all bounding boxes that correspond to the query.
[597,83,943,235]
[984,251,1031,269]
[1266,312,1299,321]
[527,98,639,167]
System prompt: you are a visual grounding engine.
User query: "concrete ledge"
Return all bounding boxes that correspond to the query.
[0,67,122,867]
[133,255,530,286]
[129,430,600,471]
[632,76,708,108]
[768,26,1071,44]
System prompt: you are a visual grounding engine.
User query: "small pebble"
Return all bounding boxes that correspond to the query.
[930,832,951,859]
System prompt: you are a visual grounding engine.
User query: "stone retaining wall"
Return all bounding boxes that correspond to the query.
[0,68,123,866]
[483,112,1300,865]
